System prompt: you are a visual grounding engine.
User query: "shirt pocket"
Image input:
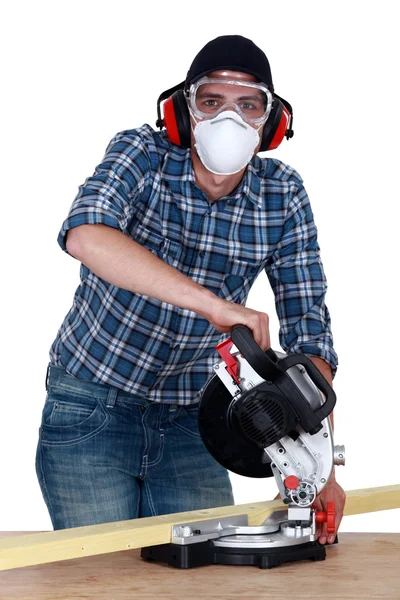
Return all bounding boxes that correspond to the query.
[219,258,260,304]
[132,222,181,266]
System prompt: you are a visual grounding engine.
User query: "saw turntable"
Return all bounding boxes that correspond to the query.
[142,325,345,569]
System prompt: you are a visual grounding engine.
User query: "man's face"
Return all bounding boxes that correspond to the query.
[189,69,265,156]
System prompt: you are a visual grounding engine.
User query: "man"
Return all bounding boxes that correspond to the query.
[36,35,345,546]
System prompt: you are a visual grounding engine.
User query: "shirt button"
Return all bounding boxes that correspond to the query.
[199,251,205,258]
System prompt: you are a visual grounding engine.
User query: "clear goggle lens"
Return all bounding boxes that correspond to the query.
[187,77,273,125]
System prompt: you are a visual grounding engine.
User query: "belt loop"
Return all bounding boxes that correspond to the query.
[106,386,118,409]
[45,363,50,391]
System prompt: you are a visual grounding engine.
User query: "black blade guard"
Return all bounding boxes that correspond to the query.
[198,373,273,478]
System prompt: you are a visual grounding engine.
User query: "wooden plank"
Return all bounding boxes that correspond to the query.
[0,484,398,571]
[0,533,399,599]
[341,484,400,516]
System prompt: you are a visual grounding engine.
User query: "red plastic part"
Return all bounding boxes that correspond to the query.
[216,338,240,385]
[315,501,336,534]
[284,475,300,490]
[163,96,181,145]
[269,106,290,150]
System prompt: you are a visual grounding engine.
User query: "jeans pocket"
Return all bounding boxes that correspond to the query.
[171,406,201,438]
[40,391,111,447]
[184,405,200,422]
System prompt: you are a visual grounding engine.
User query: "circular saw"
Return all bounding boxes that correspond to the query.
[142,325,345,569]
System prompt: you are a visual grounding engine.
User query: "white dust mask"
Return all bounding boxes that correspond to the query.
[192,110,261,175]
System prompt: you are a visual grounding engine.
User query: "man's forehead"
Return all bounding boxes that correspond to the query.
[206,70,258,82]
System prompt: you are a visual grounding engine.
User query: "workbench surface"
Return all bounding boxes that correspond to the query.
[0,532,398,599]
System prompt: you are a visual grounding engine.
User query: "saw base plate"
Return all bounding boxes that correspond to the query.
[141,538,333,569]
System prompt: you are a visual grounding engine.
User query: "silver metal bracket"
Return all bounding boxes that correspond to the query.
[171,508,317,549]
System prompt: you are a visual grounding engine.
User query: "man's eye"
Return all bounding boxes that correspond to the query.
[241,102,256,110]
[203,99,218,107]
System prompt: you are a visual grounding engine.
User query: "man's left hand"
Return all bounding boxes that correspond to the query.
[312,474,346,544]
[273,474,346,545]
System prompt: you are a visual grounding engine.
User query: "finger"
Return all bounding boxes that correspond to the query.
[319,522,328,545]
[314,498,329,544]
[265,326,270,351]
[257,322,266,350]
[312,501,323,540]
[262,318,270,351]
[328,509,343,544]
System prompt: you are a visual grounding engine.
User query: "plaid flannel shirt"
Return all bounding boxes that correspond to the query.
[50,124,338,404]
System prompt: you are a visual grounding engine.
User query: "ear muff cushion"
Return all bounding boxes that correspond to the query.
[260,97,288,152]
[163,90,191,148]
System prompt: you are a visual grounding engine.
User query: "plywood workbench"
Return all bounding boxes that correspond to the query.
[0,532,398,600]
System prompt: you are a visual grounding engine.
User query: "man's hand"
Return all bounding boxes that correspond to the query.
[208,298,271,351]
[312,473,346,544]
[273,474,346,545]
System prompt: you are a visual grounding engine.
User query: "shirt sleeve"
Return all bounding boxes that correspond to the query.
[265,182,338,376]
[57,130,151,253]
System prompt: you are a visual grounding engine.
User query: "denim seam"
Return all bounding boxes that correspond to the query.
[140,410,149,478]
[51,402,93,417]
[147,403,165,466]
[143,479,157,516]
[171,421,201,438]
[168,406,182,424]
[156,404,164,429]
[146,432,165,467]
[47,383,101,399]
[36,433,56,522]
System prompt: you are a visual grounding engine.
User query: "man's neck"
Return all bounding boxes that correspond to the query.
[191,149,246,202]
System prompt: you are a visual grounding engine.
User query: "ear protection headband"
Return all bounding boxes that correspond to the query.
[156,82,294,152]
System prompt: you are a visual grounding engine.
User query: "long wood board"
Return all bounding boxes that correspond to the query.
[0,484,398,571]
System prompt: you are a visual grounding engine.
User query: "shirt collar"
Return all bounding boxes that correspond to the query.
[161,145,263,209]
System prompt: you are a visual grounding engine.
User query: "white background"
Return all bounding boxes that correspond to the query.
[1,1,399,532]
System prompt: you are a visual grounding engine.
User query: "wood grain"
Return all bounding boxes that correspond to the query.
[0,532,398,600]
[0,484,398,572]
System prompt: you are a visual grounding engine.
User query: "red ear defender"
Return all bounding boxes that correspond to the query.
[156,83,191,148]
[260,94,294,152]
[163,96,181,146]
[268,105,291,150]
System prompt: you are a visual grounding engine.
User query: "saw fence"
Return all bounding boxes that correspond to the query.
[0,484,398,571]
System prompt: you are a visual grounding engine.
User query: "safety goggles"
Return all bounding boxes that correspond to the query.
[186,76,273,126]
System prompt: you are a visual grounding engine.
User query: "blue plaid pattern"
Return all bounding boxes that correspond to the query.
[50,124,338,404]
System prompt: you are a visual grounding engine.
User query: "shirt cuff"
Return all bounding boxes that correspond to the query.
[294,343,338,379]
[57,211,121,254]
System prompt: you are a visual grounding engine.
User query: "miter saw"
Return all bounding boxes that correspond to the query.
[142,325,345,569]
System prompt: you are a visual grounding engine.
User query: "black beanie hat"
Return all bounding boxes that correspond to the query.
[185,35,274,92]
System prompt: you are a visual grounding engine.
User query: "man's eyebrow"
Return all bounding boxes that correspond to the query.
[197,92,264,101]
[197,92,225,99]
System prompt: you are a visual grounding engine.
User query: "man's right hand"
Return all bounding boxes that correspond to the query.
[207,298,270,351]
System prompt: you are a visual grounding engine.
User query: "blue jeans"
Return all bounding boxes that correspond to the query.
[36,364,233,530]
